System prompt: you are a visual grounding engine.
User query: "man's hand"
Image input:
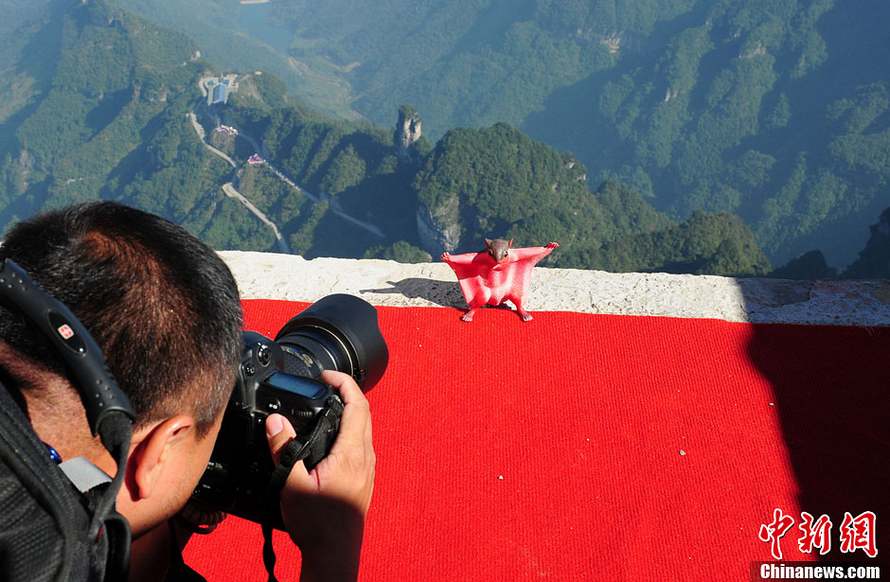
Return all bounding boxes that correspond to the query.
[546,241,560,249]
[265,370,375,581]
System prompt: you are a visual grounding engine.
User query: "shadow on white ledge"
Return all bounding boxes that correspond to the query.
[219,251,890,327]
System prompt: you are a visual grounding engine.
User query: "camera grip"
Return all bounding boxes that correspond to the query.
[267,396,344,496]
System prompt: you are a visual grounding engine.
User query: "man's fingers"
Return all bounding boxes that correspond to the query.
[321,369,371,447]
[265,413,297,463]
[320,370,366,406]
[319,370,372,451]
[266,414,316,493]
[284,458,315,494]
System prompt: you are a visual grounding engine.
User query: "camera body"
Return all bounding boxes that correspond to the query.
[192,332,341,526]
[192,294,388,528]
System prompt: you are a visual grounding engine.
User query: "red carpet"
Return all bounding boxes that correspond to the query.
[184,300,890,580]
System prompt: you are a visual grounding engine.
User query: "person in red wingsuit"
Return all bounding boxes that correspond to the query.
[441,238,559,322]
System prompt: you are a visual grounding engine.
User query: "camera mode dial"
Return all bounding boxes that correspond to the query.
[256,343,271,367]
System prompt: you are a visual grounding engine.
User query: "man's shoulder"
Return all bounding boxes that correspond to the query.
[0,380,97,580]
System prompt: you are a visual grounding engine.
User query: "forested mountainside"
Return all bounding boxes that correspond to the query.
[0,0,227,232]
[106,0,890,272]
[843,209,890,279]
[215,92,772,274]
[113,0,695,134]
[412,123,769,273]
[4,0,886,278]
[525,0,890,270]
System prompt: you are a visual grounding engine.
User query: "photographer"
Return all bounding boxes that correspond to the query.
[0,202,375,581]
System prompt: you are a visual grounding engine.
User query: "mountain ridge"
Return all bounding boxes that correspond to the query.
[9,0,886,279]
[103,0,890,270]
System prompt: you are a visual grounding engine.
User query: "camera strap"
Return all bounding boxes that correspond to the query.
[261,438,309,582]
[262,402,343,582]
[267,438,312,494]
[266,400,343,494]
[0,260,134,581]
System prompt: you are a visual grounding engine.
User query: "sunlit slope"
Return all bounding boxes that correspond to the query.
[109,0,890,268]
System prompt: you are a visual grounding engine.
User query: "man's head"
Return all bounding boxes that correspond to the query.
[0,201,242,534]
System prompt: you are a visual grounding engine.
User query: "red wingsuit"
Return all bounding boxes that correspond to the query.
[441,242,559,322]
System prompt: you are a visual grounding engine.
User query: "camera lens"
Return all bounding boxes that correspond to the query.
[274,294,388,390]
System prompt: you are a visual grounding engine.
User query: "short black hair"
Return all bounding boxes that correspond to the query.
[0,202,242,434]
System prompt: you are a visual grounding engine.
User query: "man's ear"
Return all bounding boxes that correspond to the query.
[128,415,196,500]
[508,239,513,248]
[484,238,492,248]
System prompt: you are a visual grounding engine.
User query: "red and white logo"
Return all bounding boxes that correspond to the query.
[57,324,74,340]
[759,508,878,560]
[840,511,878,558]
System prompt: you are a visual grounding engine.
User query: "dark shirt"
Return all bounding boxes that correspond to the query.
[165,522,206,582]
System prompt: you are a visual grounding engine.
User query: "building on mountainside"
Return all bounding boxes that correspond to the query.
[205,75,239,106]
[210,81,228,105]
[600,32,622,55]
[215,125,239,137]
[247,154,265,166]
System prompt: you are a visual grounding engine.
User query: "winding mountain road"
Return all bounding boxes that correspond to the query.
[187,113,236,168]
[187,112,288,251]
[235,126,385,239]
[187,108,386,249]
[221,182,289,253]
[264,164,386,238]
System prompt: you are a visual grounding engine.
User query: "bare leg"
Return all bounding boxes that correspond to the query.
[510,295,533,322]
[461,290,489,322]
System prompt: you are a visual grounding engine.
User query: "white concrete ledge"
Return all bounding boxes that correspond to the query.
[219,251,890,327]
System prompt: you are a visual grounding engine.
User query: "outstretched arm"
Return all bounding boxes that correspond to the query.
[511,242,559,261]
[441,251,478,265]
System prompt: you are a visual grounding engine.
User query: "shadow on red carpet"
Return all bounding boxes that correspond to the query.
[182,300,890,580]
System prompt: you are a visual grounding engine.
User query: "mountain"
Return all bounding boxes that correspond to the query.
[215,93,771,275]
[108,0,890,272]
[0,0,773,277]
[769,250,836,280]
[109,0,359,120]
[119,0,705,139]
[0,0,265,250]
[525,0,890,270]
[843,208,890,279]
[412,123,769,274]
[108,0,691,140]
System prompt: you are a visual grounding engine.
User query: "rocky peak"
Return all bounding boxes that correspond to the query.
[395,105,422,158]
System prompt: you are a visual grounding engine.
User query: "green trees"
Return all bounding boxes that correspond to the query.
[319,145,367,195]
[524,0,890,268]
[363,241,432,263]
[842,208,890,279]
[0,0,777,277]
[770,250,836,280]
[0,0,266,249]
[413,124,770,274]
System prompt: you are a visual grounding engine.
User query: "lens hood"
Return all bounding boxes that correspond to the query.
[275,294,388,390]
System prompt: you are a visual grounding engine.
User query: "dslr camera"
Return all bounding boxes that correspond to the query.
[191,294,388,527]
